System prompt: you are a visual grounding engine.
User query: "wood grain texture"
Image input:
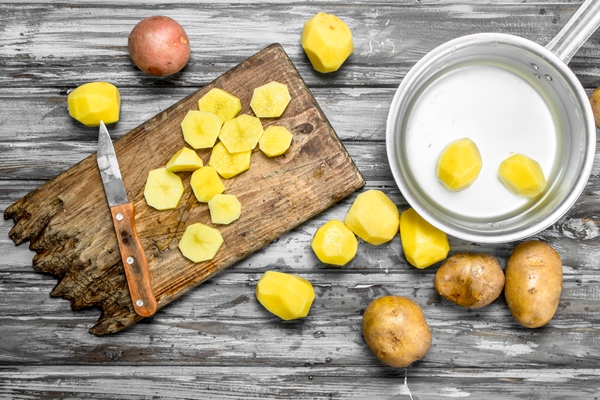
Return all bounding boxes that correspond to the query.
[2,0,600,398]
[4,44,365,335]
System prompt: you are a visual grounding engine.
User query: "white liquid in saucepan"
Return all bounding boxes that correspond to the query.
[403,60,561,221]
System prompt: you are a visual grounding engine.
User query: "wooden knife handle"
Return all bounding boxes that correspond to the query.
[110,202,158,317]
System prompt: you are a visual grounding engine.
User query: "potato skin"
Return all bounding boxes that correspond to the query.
[128,16,190,77]
[362,296,431,368]
[434,252,505,309]
[504,240,562,328]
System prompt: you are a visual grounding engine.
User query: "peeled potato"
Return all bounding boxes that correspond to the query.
[362,296,431,368]
[128,16,190,77]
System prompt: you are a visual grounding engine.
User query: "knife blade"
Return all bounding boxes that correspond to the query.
[97,121,158,317]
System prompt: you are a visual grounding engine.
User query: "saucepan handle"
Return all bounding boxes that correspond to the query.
[546,0,600,64]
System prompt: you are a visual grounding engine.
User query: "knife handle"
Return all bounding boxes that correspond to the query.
[110,202,158,317]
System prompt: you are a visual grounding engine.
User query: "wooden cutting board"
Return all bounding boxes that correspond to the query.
[4,44,365,335]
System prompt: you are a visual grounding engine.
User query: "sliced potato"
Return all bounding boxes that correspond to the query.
[178,222,224,263]
[250,81,291,118]
[208,141,251,179]
[166,147,203,172]
[219,114,264,153]
[197,88,241,123]
[143,168,185,210]
[190,166,225,203]
[259,125,293,157]
[208,194,241,225]
[181,110,222,150]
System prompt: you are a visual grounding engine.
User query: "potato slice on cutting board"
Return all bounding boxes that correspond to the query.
[208,194,241,225]
[178,222,224,262]
[143,168,185,210]
[166,147,203,172]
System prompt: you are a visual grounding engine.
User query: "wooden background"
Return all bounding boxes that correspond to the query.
[1,0,600,398]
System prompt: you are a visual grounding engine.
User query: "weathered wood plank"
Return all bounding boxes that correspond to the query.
[0,365,598,399]
[2,2,600,88]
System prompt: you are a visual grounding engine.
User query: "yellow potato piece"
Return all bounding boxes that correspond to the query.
[190,166,225,203]
[181,110,222,149]
[143,168,185,210]
[197,88,241,123]
[259,126,293,157]
[250,81,291,118]
[178,222,224,263]
[344,190,400,245]
[208,194,241,225]
[498,153,546,198]
[166,147,203,172]
[437,138,482,191]
[311,220,358,267]
[67,81,120,127]
[208,141,251,179]
[219,114,264,153]
[255,271,315,320]
[301,12,354,73]
[400,208,449,269]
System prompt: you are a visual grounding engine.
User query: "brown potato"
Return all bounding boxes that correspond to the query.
[589,85,600,129]
[128,16,190,77]
[505,240,562,328]
[434,252,505,309]
[362,296,431,368]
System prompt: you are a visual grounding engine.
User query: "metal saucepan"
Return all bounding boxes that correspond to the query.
[386,0,600,243]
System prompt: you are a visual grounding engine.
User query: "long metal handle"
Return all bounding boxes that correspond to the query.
[110,202,158,317]
[546,0,600,64]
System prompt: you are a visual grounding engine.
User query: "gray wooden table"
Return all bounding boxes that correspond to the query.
[2,1,600,398]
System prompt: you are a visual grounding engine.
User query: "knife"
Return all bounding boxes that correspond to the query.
[97,121,158,317]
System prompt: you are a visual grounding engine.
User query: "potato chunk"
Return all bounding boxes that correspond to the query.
[255,271,315,320]
[301,12,353,73]
[208,141,251,179]
[437,138,482,191]
[208,194,241,225]
[197,88,241,123]
[178,222,224,263]
[259,126,293,157]
[67,81,120,127]
[498,153,546,198]
[181,110,222,149]
[166,147,203,172]
[311,220,358,266]
[344,190,399,245]
[250,81,291,118]
[219,114,264,153]
[400,207,449,269]
[190,166,225,203]
[143,168,185,210]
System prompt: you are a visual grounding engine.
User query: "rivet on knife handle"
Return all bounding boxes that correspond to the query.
[110,202,158,317]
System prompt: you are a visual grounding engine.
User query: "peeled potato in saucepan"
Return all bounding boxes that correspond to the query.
[504,240,563,328]
[435,252,505,309]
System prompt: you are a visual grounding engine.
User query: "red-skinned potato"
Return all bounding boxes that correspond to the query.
[128,16,190,76]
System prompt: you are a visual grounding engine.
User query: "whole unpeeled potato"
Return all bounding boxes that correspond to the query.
[128,16,190,76]
[362,296,431,368]
[505,240,563,328]
[435,252,505,309]
[589,85,600,129]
